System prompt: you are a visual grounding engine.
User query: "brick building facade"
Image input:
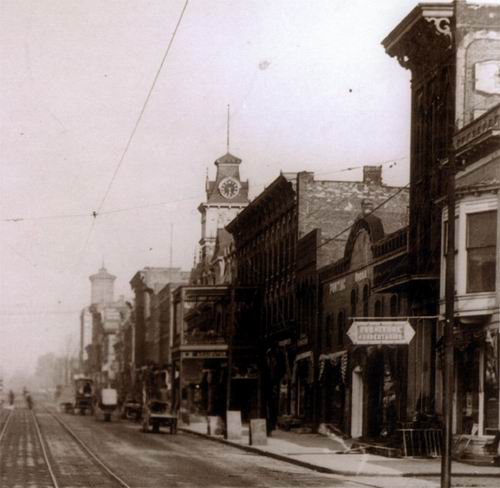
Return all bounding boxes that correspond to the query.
[378,1,500,458]
[318,210,410,439]
[227,167,409,430]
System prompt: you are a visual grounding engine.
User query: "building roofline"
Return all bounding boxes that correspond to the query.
[382,2,453,54]
[226,173,296,232]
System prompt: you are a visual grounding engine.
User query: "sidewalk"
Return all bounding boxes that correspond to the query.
[180,422,500,478]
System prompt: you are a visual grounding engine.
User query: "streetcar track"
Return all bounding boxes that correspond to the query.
[0,408,13,444]
[35,405,132,488]
[32,409,61,488]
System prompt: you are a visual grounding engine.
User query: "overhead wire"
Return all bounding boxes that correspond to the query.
[316,182,410,251]
[69,0,189,269]
[313,156,407,178]
[0,154,406,224]
[0,195,200,223]
[95,0,190,215]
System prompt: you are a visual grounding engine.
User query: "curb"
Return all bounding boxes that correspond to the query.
[179,428,500,479]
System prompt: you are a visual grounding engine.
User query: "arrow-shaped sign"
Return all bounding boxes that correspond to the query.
[347,320,415,345]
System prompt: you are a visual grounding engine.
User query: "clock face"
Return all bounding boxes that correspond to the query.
[218,177,241,199]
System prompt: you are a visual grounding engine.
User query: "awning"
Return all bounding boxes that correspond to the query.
[318,351,348,383]
[292,351,313,384]
[295,351,313,362]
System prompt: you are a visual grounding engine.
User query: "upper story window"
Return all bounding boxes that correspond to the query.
[390,295,398,317]
[362,284,369,317]
[467,210,497,293]
[350,288,357,318]
[337,311,345,347]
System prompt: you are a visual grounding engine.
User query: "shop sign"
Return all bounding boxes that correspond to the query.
[354,269,368,282]
[347,320,415,345]
[181,351,227,359]
[329,278,346,294]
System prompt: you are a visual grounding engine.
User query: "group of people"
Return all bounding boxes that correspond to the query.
[4,387,33,409]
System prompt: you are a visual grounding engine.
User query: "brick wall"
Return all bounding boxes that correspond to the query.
[297,169,409,266]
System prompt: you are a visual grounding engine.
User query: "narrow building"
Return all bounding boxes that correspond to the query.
[380,0,500,457]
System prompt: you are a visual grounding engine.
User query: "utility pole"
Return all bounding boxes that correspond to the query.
[225,286,236,434]
[441,3,458,487]
[442,152,456,488]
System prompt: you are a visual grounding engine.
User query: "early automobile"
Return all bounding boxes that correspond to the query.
[123,397,142,421]
[141,400,177,434]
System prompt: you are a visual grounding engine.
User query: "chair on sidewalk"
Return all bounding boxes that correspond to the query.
[453,423,478,459]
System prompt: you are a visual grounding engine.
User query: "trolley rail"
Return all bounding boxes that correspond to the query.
[0,405,131,488]
[32,409,61,488]
[37,406,132,488]
[0,407,13,443]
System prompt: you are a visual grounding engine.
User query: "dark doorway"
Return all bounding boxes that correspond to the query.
[366,353,384,438]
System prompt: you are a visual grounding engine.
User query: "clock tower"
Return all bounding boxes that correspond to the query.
[198,152,249,265]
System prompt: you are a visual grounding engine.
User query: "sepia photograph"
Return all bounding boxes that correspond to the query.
[0,1,499,487]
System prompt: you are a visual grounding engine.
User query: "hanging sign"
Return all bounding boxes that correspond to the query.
[181,351,227,359]
[347,320,415,345]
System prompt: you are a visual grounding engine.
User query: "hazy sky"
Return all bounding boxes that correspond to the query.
[0,0,455,377]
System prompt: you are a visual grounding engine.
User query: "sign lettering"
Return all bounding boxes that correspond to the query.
[354,270,368,282]
[347,320,415,345]
[329,279,346,294]
[182,351,227,359]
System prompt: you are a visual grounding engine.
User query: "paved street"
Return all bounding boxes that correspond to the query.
[0,407,54,487]
[53,407,354,487]
[1,404,499,488]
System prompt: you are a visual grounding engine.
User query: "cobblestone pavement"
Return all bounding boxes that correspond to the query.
[59,411,353,487]
[0,407,53,488]
[35,410,124,487]
[2,405,497,488]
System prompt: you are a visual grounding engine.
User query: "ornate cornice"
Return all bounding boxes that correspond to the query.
[383,4,453,73]
[427,16,452,39]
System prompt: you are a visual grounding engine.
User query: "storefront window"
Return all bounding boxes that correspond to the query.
[466,211,497,293]
[457,346,480,434]
[484,332,499,432]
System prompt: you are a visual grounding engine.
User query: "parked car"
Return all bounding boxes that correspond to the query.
[141,400,177,434]
[57,385,75,413]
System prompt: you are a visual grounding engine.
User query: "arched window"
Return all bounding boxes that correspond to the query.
[390,295,398,317]
[350,289,357,319]
[362,285,369,317]
[374,299,383,318]
[338,311,345,347]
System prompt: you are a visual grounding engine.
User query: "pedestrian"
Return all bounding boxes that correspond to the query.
[8,390,15,406]
[26,392,33,410]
